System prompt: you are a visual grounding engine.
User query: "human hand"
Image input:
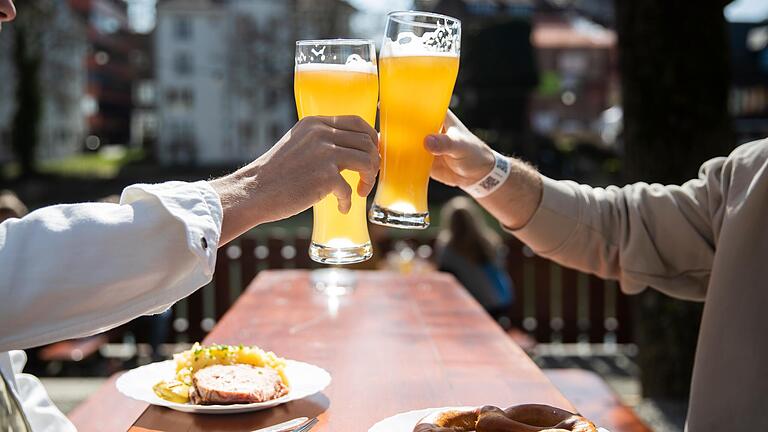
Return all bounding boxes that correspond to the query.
[424,110,542,230]
[211,115,379,244]
[0,0,16,29]
[424,110,495,188]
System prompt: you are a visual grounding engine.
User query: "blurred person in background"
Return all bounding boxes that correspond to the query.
[425,110,768,431]
[0,190,28,222]
[0,1,379,427]
[435,196,513,325]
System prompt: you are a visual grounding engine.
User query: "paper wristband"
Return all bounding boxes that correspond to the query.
[462,150,511,198]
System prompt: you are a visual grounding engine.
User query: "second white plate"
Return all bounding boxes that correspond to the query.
[369,407,475,432]
[368,407,612,432]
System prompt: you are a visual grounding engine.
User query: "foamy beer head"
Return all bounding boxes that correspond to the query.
[295,39,377,71]
[369,12,461,228]
[295,60,377,75]
[294,40,378,123]
[294,40,378,121]
[381,11,461,59]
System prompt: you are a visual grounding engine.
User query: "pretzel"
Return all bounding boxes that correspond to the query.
[413,404,598,432]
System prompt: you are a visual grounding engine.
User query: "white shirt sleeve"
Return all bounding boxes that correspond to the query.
[0,180,223,352]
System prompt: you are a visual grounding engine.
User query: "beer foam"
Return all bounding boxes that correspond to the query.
[296,54,377,74]
[380,31,460,58]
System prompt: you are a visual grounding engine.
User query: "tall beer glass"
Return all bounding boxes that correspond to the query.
[369,11,461,229]
[295,39,378,264]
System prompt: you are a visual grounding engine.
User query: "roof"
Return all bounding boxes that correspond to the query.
[533,18,615,49]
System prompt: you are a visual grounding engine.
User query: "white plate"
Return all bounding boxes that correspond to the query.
[368,407,612,432]
[369,407,475,432]
[116,359,331,414]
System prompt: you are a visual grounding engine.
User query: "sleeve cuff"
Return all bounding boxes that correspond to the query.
[120,181,223,276]
[504,176,582,256]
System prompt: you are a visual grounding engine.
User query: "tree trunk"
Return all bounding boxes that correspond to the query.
[615,0,733,398]
[11,26,42,178]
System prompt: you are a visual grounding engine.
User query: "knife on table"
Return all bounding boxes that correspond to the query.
[251,417,309,432]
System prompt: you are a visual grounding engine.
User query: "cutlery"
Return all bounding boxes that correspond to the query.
[251,417,308,432]
[294,417,318,432]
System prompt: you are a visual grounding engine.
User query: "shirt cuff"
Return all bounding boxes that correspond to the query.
[120,181,223,276]
[504,176,582,256]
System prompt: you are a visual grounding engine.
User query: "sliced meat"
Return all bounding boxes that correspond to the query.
[191,364,289,405]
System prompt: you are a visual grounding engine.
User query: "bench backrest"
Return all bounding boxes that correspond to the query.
[159,231,633,345]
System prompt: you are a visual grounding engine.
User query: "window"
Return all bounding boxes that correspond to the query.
[169,120,194,141]
[558,51,588,77]
[166,88,178,104]
[174,52,193,76]
[180,88,194,109]
[239,122,254,143]
[165,87,194,110]
[270,123,281,142]
[93,12,119,34]
[265,88,278,106]
[136,80,155,105]
[174,17,192,40]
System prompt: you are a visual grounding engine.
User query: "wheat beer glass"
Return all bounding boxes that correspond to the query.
[295,39,378,264]
[369,11,461,229]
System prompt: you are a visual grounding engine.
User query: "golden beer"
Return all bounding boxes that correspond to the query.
[294,40,378,264]
[376,54,459,215]
[370,11,461,229]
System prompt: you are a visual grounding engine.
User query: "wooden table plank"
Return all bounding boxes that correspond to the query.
[68,372,148,432]
[129,270,572,431]
[545,369,652,432]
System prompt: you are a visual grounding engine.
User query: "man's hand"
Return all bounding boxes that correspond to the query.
[425,111,495,188]
[424,110,543,230]
[211,115,380,244]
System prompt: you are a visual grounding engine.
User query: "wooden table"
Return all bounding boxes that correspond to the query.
[73,270,572,431]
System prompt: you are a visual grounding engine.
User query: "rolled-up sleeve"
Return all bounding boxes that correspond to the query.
[508,157,729,301]
[0,181,223,351]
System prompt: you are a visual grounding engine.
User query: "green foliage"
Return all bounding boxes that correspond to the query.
[1,148,145,179]
[536,71,561,97]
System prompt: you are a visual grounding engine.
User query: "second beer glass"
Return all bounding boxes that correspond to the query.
[294,39,378,264]
[369,11,461,229]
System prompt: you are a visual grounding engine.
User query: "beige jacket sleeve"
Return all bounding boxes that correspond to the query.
[509,154,732,301]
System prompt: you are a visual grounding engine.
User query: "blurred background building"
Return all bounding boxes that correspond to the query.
[0,0,359,169]
[0,0,87,163]
[154,0,355,165]
[1,0,765,172]
[127,30,157,152]
[295,0,355,40]
[729,21,768,142]
[415,0,619,185]
[69,0,139,150]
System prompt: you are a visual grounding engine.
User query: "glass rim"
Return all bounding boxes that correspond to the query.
[296,38,376,46]
[386,10,461,27]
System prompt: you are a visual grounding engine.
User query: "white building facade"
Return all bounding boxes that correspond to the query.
[155,0,295,165]
[155,0,355,166]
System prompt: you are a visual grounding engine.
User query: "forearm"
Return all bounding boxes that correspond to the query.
[428,110,718,300]
[209,115,381,246]
[209,165,267,246]
[0,182,221,350]
[424,112,544,229]
[476,157,543,230]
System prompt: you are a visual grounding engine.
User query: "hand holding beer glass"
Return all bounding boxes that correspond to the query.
[294,39,379,264]
[369,11,461,229]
